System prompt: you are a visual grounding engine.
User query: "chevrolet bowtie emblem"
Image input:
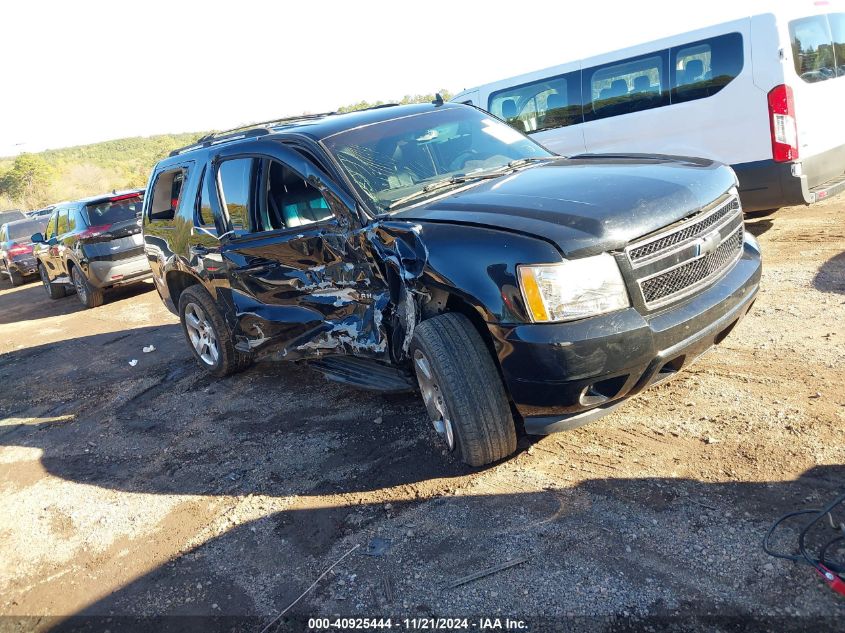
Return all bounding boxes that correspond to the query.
[695,230,721,257]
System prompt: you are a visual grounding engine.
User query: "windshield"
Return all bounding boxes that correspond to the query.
[84,195,143,225]
[322,107,552,212]
[7,219,45,241]
[0,211,26,225]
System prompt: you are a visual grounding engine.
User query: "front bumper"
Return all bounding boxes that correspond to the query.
[489,234,762,434]
[86,254,152,288]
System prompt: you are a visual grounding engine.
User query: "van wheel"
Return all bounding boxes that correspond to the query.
[410,312,517,467]
[72,266,104,308]
[39,263,66,299]
[178,285,253,377]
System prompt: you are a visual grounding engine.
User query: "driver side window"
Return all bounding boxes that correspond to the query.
[45,212,58,239]
[252,159,333,233]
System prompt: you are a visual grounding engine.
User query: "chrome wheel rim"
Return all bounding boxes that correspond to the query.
[184,302,219,366]
[72,269,86,302]
[413,349,455,451]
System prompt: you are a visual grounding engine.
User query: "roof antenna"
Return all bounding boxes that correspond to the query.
[432,93,444,106]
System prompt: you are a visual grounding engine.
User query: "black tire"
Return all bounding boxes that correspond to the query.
[410,312,517,467]
[9,266,23,287]
[71,265,104,309]
[39,263,66,300]
[178,285,253,377]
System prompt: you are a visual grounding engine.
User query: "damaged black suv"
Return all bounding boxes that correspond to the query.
[143,102,761,467]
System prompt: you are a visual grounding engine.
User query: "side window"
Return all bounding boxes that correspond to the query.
[56,209,69,235]
[489,72,581,133]
[196,166,215,228]
[149,168,187,221]
[45,212,58,239]
[254,159,333,232]
[67,206,77,232]
[0,226,6,242]
[217,158,254,232]
[585,53,668,121]
[672,33,743,103]
[790,13,845,82]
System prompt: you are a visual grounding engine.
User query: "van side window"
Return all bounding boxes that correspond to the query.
[217,158,255,233]
[672,33,744,103]
[585,53,668,121]
[488,71,581,133]
[254,159,333,232]
[149,168,187,221]
[790,13,845,83]
[196,167,215,228]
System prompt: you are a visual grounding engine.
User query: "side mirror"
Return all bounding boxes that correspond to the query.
[31,232,45,243]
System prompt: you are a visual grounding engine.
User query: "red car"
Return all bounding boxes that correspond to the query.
[0,217,47,286]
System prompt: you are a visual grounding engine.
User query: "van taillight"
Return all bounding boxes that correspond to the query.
[767,84,798,163]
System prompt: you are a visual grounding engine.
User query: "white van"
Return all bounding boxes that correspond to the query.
[453,5,845,212]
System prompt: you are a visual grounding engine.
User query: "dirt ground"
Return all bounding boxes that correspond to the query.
[0,197,843,632]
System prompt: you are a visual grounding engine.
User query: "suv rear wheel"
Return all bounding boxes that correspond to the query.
[39,263,66,299]
[72,266,104,308]
[178,285,253,377]
[410,312,517,467]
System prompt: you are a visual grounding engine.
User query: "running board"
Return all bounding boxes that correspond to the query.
[308,356,416,393]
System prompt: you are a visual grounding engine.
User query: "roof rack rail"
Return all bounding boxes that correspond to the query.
[168,111,337,157]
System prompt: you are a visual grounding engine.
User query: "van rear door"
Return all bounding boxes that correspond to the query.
[785,11,845,188]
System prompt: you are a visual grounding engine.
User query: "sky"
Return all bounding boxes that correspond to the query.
[0,0,808,156]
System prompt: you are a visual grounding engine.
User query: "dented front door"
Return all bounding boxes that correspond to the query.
[208,142,389,361]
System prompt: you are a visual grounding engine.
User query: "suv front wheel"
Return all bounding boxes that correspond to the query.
[39,263,66,299]
[178,285,253,377]
[410,312,517,467]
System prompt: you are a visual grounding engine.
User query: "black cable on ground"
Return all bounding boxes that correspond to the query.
[763,491,845,596]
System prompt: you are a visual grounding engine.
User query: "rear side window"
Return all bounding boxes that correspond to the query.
[672,32,744,103]
[217,158,255,232]
[584,53,668,121]
[148,169,186,221]
[790,13,845,82]
[489,71,582,133]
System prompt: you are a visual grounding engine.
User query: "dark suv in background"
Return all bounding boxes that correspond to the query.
[0,217,48,286]
[32,190,151,308]
[143,102,761,467]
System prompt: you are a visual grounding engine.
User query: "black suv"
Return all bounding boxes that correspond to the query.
[32,191,151,308]
[143,103,762,467]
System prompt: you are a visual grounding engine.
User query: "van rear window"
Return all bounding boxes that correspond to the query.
[789,13,845,83]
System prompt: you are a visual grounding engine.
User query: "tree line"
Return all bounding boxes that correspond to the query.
[0,90,453,212]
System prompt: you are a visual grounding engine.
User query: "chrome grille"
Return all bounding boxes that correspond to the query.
[625,192,745,310]
[640,227,744,305]
[629,197,740,263]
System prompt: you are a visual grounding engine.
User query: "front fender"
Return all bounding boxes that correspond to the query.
[413,222,562,324]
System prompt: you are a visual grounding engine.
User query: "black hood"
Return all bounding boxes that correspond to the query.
[394,154,738,257]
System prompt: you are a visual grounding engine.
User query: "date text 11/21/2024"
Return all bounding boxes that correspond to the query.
[307,617,528,630]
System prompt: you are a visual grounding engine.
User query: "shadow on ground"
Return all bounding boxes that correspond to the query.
[0,279,155,325]
[31,466,845,633]
[813,251,845,294]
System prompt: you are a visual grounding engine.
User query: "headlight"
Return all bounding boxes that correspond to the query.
[517,253,630,322]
